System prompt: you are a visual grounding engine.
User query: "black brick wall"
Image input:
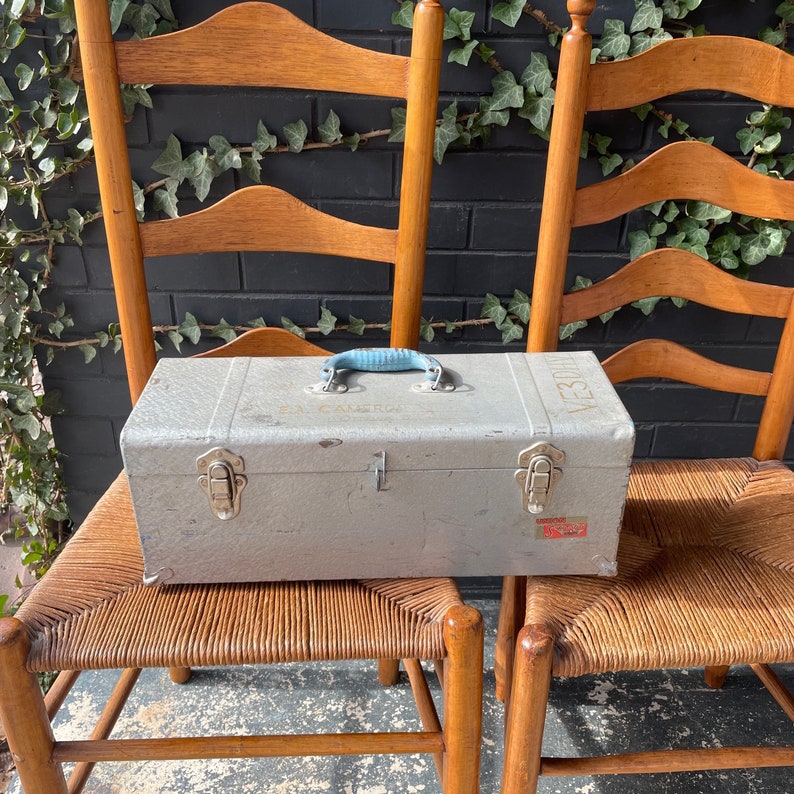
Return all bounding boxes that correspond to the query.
[21,0,794,524]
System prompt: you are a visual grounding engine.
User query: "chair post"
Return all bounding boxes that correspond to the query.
[501,624,554,794]
[73,0,156,402]
[527,0,596,354]
[442,605,484,794]
[494,575,526,704]
[0,618,69,793]
[390,0,444,350]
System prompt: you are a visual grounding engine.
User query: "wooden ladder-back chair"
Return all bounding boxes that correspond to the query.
[498,2,794,792]
[0,2,485,792]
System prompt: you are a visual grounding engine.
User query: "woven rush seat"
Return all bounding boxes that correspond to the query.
[17,473,463,673]
[526,457,794,679]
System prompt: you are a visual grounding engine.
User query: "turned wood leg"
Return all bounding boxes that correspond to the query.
[442,605,484,794]
[378,659,401,686]
[0,617,69,794]
[704,665,730,689]
[495,576,526,704]
[501,624,554,794]
[169,666,192,684]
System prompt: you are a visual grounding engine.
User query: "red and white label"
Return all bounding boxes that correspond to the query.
[535,516,588,539]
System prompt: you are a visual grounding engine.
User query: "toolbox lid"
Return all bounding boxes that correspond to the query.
[120,351,635,476]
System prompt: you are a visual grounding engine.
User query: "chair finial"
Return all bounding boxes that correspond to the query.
[568,0,596,30]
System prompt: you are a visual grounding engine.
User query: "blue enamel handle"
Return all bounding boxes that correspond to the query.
[320,348,442,381]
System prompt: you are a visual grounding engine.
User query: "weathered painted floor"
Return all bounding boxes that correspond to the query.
[6,598,794,793]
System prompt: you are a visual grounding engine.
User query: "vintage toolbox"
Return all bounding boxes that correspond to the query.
[119,350,634,585]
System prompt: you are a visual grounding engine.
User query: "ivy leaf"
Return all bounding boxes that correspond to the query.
[628,229,657,259]
[445,8,475,40]
[0,77,13,101]
[449,39,479,66]
[632,103,653,122]
[240,154,262,184]
[253,121,278,153]
[11,412,41,441]
[109,0,132,33]
[520,52,553,95]
[631,0,664,32]
[492,0,526,28]
[755,132,782,155]
[392,1,414,29]
[686,200,732,223]
[343,132,361,152]
[736,127,764,156]
[776,1,794,23]
[78,344,97,365]
[211,318,238,343]
[280,316,306,338]
[489,71,525,111]
[153,178,179,218]
[633,296,662,315]
[518,89,554,132]
[209,134,242,171]
[283,119,308,153]
[317,306,338,336]
[481,293,507,326]
[317,109,343,144]
[15,63,34,91]
[178,312,202,344]
[388,107,407,143]
[599,153,623,176]
[434,102,460,164]
[347,315,366,335]
[598,19,631,60]
[559,320,588,340]
[420,317,435,342]
[507,288,530,324]
[168,330,183,352]
[151,134,186,178]
[498,318,523,344]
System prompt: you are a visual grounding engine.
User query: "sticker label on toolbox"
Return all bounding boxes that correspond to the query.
[535,516,588,539]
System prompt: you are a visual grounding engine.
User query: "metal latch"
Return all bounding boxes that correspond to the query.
[197,448,247,520]
[515,442,564,514]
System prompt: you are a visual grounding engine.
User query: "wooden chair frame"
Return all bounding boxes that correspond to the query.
[0,3,485,793]
[496,2,794,791]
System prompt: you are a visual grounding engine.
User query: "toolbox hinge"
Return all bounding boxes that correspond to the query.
[515,442,564,514]
[197,448,247,520]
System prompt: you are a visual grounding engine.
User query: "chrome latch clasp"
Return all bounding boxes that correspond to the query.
[515,442,564,514]
[197,448,247,520]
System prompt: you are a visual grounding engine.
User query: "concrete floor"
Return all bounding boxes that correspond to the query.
[4,596,794,794]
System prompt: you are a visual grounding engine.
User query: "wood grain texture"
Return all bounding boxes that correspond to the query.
[195,328,330,359]
[114,2,410,97]
[140,186,398,262]
[560,249,793,323]
[588,36,794,111]
[572,141,794,227]
[602,339,772,396]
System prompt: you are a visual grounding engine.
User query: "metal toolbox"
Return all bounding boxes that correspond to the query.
[119,350,634,585]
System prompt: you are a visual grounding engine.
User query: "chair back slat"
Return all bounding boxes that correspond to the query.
[73,0,444,404]
[602,340,772,396]
[139,186,398,262]
[114,2,410,97]
[560,250,793,324]
[588,35,794,112]
[529,4,794,461]
[572,141,794,227]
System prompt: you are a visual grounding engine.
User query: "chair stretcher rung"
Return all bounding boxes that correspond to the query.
[53,731,444,763]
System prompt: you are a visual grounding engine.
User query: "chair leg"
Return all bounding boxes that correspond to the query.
[0,618,69,794]
[501,624,554,794]
[442,604,484,794]
[169,666,192,684]
[378,658,401,686]
[495,576,525,703]
[704,665,730,689]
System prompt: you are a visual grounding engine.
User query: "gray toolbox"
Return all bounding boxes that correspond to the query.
[120,350,634,584]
